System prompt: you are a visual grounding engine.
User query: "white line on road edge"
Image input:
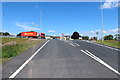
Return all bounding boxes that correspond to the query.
[9,40,50,78]
[85,41,120,51]
[69,43,75,47]
[81,49,120,75]
[93,43,120,51]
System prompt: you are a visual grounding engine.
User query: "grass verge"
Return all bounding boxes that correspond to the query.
[1,38,46,63]
[96,40,120,48]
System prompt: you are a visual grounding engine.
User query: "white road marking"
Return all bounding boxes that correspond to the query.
[69,43,75,47]
[83,40,120,51]
[9,40,50,78]
[81,49,120,75]
[74,43,80,46]
[92,42,120,51]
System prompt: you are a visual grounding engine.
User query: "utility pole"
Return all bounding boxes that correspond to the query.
[101,0,104,42]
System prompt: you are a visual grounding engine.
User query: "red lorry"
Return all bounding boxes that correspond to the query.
[21,32,45,39]
[40,33,45,39]
[21,32,37,37]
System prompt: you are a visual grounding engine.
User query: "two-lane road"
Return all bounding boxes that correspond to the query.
[9,39,119,78]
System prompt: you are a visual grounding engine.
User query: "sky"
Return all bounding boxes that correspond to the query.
[2,1,119,38]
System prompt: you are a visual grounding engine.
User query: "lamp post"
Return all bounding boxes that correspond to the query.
[40,10,43,27]
[101,0,104,42]
[40,10,45,39]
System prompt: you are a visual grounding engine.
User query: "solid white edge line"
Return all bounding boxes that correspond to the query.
[9,40,50,78]
[93,43,120,51]
[81,49,120,76]
[85,41,120,51]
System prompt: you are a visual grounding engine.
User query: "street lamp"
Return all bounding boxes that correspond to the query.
[40,10,43,27]
[100,0,104,42]
[39,10,45,39]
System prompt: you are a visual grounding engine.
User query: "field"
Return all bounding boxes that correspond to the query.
[1,38,46,63]
[96,40,120,48]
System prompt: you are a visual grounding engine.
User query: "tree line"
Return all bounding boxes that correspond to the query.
[1,31,120,41]
[71,32,120,40]
[0,32,10,36]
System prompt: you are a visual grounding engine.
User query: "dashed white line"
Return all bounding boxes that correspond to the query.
[9,40,50,78]
[69,43,75,47]
[81,49,120,75]
[74,43,80,46]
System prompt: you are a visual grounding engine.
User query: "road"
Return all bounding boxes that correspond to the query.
[6,40,119,78]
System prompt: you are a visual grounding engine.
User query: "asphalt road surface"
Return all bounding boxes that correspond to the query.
[7,40,119,78]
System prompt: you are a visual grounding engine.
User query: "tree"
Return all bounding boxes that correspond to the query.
[71,32,80,40]
[4,32,10,36]
[93,37,97,40]
[114,34,120,40]
[104,35,113,40]
[17,33,21,36]
[82,36,89,40]
[0,32,10,36]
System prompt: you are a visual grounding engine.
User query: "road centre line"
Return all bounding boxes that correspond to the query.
[74,43,80,46]
[9,40,50,78]
[81,49,120,75]
[69,43,75,47]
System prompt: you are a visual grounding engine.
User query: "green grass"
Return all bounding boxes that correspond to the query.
[1,38,46,63]
[1,37,28,44]
[96,40,120,48]
[2,44,28,58]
